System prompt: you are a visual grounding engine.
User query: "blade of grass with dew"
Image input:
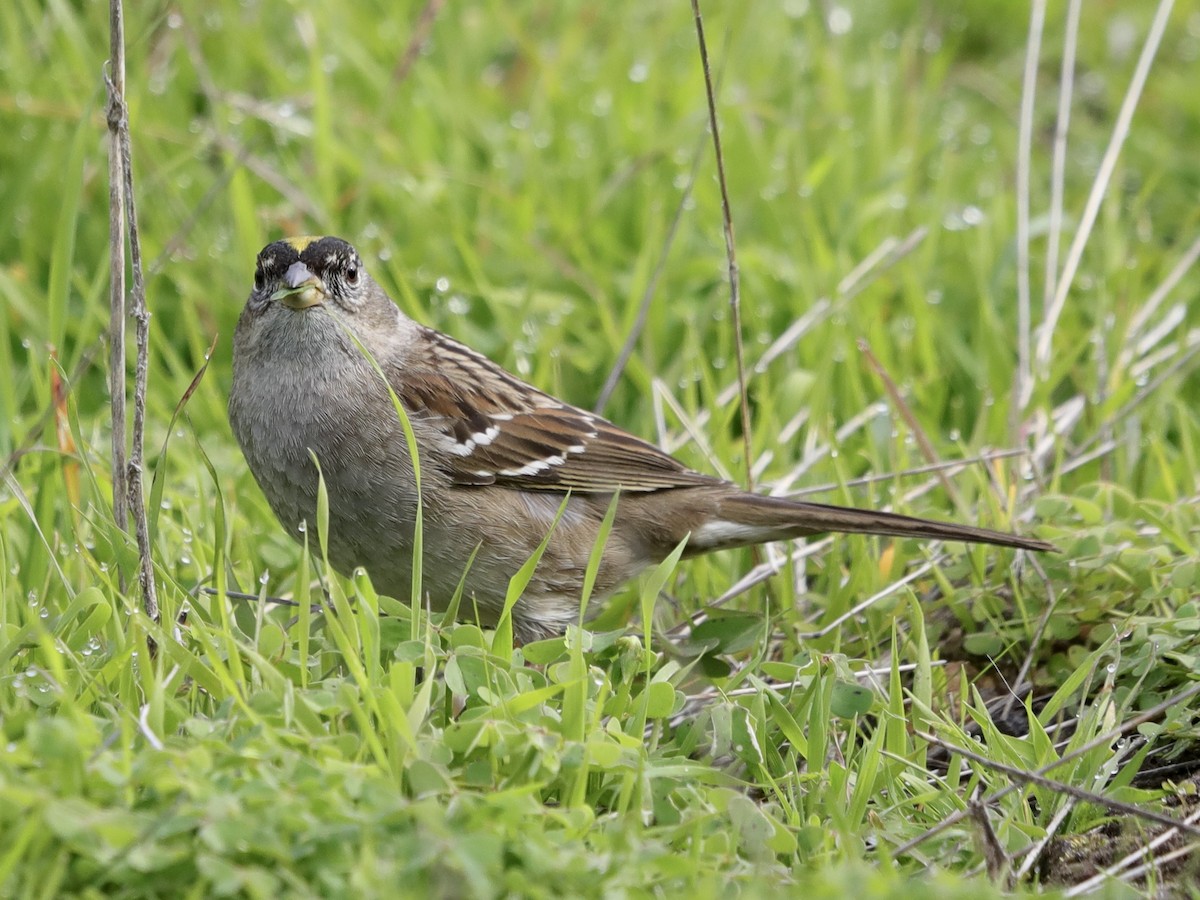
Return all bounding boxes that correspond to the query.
[1036,631,1120,725]
[152,619,236,699]
[55,585,111,654]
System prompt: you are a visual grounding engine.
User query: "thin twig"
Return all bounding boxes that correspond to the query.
[121,115,158,624]
[209,133,325,223]
[105,12,129,593]
[968,798,1009,881]
[200,586,319,612]
[107,0,158,622]
[690,0,754,489]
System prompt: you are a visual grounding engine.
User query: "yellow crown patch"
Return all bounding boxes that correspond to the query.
[284,235,322,252]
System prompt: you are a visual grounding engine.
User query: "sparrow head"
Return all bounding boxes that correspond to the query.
[250,235,370,312]
[239,235,408,354]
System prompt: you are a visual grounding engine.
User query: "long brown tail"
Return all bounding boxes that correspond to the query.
[698,492,1056,553]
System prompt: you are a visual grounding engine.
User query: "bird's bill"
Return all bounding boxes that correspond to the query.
[271,261,327,310]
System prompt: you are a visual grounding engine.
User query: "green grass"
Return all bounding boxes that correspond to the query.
[3,0,1200,896]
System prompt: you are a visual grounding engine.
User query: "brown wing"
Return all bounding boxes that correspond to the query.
[391,328,718,493]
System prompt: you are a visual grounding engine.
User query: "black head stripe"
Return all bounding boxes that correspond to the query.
[298,237,357,275]
[256,236,358,281]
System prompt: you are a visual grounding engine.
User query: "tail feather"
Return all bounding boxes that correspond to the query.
[696,493,1055,553]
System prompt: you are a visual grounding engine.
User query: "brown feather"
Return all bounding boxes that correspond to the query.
[713,493,1055,552]
[391,331,718,493]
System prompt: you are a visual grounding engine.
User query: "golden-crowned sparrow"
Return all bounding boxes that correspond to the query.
[229,236,1054,642]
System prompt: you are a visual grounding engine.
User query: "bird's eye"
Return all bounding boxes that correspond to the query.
[253,268,265,291]
[345,264,360,287]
